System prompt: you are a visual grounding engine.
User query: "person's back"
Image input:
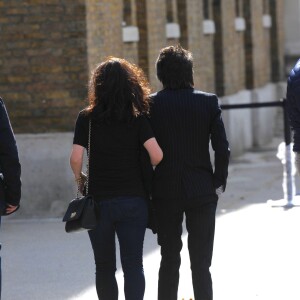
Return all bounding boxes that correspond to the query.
[287,59,300,178]
[70,57,162,300]
[150,45,230,300]
[74,114,154,200]
[151,88,228,201]
[287,59,300,152]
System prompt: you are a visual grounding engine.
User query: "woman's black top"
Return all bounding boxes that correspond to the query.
[73,111,154,200]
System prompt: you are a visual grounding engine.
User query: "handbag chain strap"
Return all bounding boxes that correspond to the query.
[76,118,91,198]
[86,118,91,195]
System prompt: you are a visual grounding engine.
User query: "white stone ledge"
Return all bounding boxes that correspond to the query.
[122,26,139,42]
[262,14,272,28]
[166,22,180,39]
[203,19,215,35]
[235,17,246,31]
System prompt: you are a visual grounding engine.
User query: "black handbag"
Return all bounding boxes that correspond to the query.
[63,195,98,233]
[63,119,99,233]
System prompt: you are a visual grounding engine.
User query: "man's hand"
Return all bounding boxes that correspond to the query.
[215,186,223,196]
[6,204,18,214]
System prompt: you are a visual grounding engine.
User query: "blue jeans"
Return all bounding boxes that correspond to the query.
[88,196,148,300]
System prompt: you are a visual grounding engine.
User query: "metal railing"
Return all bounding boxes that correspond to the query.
[221,98,296,208]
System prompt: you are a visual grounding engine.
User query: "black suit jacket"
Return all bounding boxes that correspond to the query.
[0,98,21,208]
[149,88,230,202]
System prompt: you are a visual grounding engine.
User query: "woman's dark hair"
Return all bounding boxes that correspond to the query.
[156,45,194,89]
[85,57,151,123]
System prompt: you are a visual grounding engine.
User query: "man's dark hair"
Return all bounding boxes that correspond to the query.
[156,45,194,89]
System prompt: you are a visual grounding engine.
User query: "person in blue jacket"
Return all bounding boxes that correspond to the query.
[0,97,21,298]
[287,59,300,175]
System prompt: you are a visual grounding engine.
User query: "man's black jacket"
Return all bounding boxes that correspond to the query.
[149,88,230,202]
[0,97,21,207]
[287,59,300,152]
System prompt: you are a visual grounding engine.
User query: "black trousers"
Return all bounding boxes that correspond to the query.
[154,198,217,300]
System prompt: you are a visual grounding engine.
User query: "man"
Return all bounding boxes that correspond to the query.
[286,59,300,175]
[150,45,230,300]
[0,97,21,298]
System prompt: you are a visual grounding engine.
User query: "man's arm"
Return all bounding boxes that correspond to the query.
[210,96,230,193]
[0,98,21,207]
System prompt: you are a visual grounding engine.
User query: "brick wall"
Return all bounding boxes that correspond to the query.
[270,0,285,82]
[145,0,167,90]
[221,0,245,95]
[0,0,285,133]
[0,0,88,133]
[246,0,270,88]
[85,0,123,71]
[122,0,139,65]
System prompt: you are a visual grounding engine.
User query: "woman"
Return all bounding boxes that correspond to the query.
[70,57,163,300]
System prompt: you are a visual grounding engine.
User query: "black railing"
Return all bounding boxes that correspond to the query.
[221,98,295,207]
[221,98,291,146]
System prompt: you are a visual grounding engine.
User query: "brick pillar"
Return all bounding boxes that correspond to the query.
[185,0,211,92]
[85,0,123,72]
[269,0,285,82]
[146,0,167,90]
[187,0,216,92]
[165,0,180,46]
[244,0,269,89]
[212,0,225,96]
[177,0,188,49]
[122,0,139,65]
[219,0,246,95]
[136,0,149,77]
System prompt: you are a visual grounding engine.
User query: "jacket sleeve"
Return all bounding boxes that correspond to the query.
[210,96,230,191]
[286,61,300,152]
[0,98,21,206]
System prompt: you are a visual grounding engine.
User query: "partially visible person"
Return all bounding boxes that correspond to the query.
[287,59,300,175]
[70,57,163,300]
[149,45,230,300]
[0,97,22,299]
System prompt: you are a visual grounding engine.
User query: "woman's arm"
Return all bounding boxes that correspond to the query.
[143,137,163,166]
[70,144,84,181]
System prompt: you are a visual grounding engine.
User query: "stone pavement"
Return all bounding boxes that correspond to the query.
[1,138,300,300]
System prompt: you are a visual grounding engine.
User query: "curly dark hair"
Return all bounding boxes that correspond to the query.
[156,45,194,89]
[85,57,151,123]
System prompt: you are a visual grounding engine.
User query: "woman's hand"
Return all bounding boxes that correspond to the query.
[70,144,85,194]
[75,172,87,195]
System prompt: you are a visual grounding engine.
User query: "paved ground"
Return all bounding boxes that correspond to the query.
[1,138,300,300]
